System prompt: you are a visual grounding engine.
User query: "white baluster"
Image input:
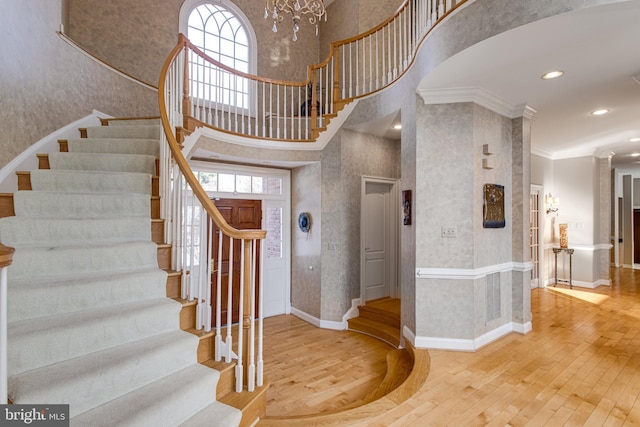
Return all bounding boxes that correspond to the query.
[225,238,234,363]
[257,238,265,387]
[248,239,257,392]
[204,216,212,332]
[236,239,245,393]
[215,230,223,361]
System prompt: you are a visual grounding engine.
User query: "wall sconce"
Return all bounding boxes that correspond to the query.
[545,193,560,215]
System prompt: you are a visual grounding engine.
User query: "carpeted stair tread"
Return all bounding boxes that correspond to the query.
[67,138,160,156]
[48,152,156,174]
[8,268,167,323]
[11,191,150,218]
[9,330,202,417]
[29,169,152,194]
[180,401,243,427]
[8,297,182,376]
[0,216,151,246]
[85,124,161,140]
[6,117,237,425]
[8,240,159,280]
[70,364,232,427]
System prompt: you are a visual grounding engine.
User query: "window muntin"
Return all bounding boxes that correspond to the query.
[195,170,283,196]
[187,3,252,110]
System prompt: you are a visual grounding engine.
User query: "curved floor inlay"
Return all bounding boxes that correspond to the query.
[261,315,395,417]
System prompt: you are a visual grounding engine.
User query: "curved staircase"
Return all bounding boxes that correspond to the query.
[0,119,245,426]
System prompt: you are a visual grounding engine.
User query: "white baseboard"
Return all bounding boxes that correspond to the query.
[290,307,346,331]
[404,321,531,352]
[342,298,361,323]
[545,278,611,289]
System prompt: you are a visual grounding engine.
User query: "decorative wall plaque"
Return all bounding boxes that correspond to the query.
[402,190,412,225]
[483,184,505,228]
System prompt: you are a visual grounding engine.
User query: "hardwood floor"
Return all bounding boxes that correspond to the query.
[262,315,393,417]
[260,268,640,426]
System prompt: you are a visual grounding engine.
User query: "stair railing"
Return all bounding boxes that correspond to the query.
[173,0,465,143]
[157,0,466,394]
[159,35,267,393]
[313,0,464,106]
[0,243,15,403]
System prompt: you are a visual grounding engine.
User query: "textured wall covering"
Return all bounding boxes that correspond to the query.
[320,129,400,321]
[319,0,404,61]
[414,101,517,340]
[196,128,400,323]
[0,0,158,170]
[67,0,321,86]
[291,163,322,318]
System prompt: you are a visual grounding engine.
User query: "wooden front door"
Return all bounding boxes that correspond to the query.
[211,198,262,325]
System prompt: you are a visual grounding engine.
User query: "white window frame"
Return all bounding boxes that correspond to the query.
[179,0,258,115]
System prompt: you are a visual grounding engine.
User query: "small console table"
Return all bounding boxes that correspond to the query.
[552,247,574,289]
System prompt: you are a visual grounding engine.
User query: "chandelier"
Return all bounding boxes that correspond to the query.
[265,0,327,42]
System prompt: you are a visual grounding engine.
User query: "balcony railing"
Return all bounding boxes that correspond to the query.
[157,0,466,393]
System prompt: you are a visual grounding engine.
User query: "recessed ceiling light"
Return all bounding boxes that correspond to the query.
[630,137,640,142]
[631,153,640,157]
[542,70,564,80]
[591,109,610,116]
[393,124,402,129]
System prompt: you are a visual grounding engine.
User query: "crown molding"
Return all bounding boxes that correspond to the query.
[417,86,537,119]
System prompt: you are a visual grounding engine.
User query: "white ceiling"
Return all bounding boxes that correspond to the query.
[415,1,640,168]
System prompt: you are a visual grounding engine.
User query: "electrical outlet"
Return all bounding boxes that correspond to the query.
[441,226,457,238]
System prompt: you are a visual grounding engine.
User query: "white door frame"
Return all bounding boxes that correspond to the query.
[531,185,544,288]
[360,176,399,301]
[190,160,291,317]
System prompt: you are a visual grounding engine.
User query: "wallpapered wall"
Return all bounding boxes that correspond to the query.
[0,0,158,170]
[66,0,322,86]
[319,0,404,61]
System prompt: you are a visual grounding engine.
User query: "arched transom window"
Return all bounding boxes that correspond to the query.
[188,3,249,73]
[181,1,257,111]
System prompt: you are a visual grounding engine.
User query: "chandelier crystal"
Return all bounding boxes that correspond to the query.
[264,0,327,42]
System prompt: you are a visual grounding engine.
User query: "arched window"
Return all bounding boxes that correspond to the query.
[180,1,257,111]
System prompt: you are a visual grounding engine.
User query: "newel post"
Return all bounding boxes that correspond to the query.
[181,36,192,127]
[310,71,318,124]
[333,45,341,103]
[0,243,15,404]
[241,239,252,389]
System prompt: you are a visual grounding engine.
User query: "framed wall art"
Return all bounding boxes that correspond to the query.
[402,190,412,225]
[483,184,505,228]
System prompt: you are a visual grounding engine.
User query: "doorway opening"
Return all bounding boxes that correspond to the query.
[360,177,399,303]
[191,161,291,322]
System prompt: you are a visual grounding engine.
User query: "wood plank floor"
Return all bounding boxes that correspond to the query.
[260,268,640,425]
[262,314,394,417]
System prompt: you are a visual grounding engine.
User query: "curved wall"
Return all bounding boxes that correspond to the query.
[0,0,158,170]
[66,0,321,86]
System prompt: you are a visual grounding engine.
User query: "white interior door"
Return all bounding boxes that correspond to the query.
[363,182,393,301]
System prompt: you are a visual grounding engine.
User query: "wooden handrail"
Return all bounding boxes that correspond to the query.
[184,37,310,88]
[158,34,266,241]
[330,0,410,47]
